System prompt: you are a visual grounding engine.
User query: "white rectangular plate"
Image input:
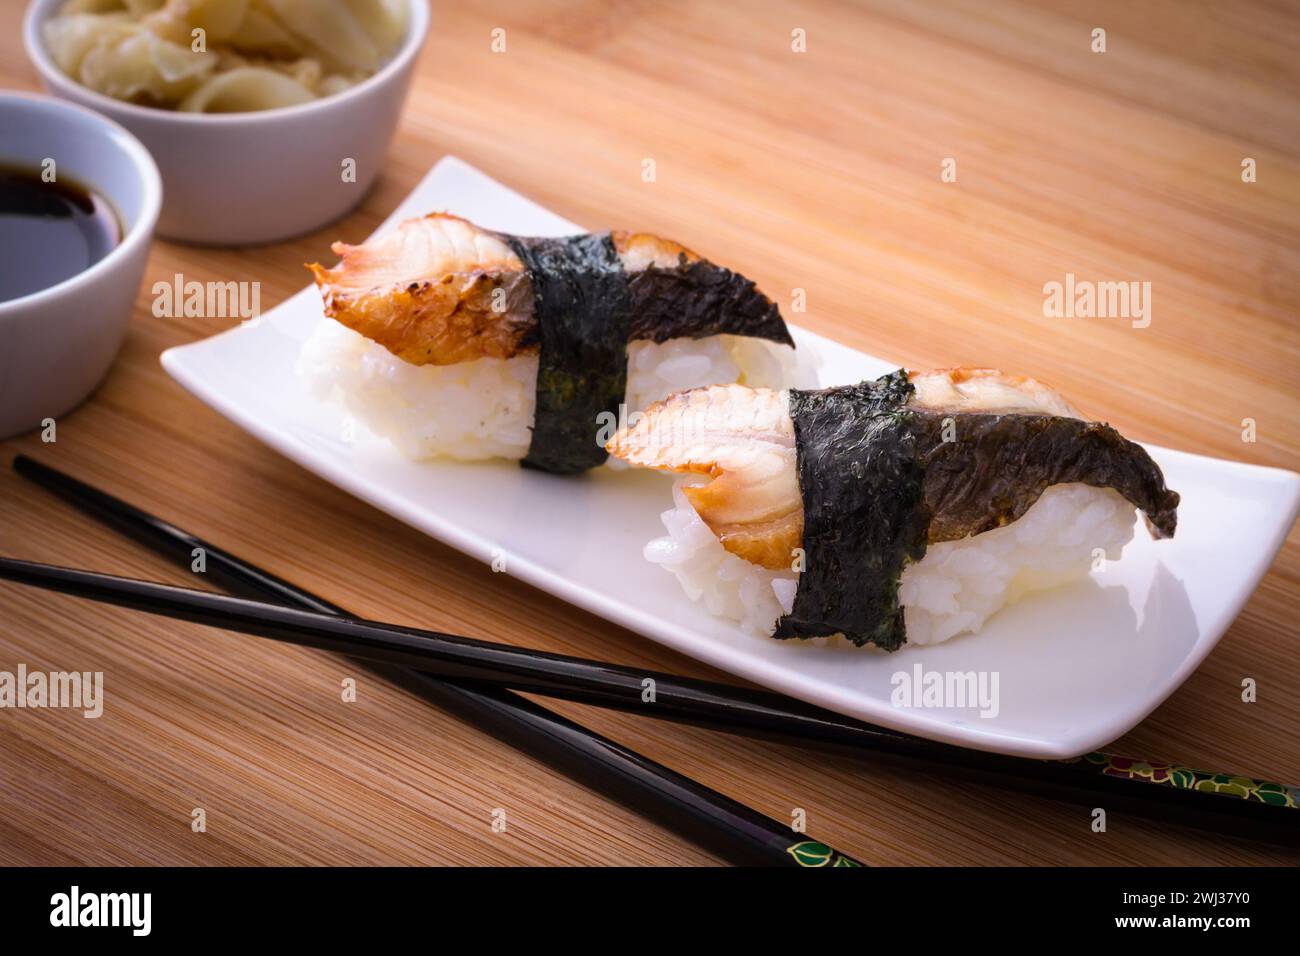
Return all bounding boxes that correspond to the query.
[163,157,1300,759]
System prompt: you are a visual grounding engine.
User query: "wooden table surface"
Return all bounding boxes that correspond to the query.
[2,0,1297,866]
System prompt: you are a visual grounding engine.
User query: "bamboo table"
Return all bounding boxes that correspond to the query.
[1,0,1296,865]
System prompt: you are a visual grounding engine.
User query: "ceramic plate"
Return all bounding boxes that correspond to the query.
[162,157,1300,758]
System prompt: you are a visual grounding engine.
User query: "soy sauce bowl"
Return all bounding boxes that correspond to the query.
[23,0,430,246]
[0,92,161,440]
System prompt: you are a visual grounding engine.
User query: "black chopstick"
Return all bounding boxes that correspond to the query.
[4,555,1298,850]
[7,460,861,867]
[13,457,1300,848]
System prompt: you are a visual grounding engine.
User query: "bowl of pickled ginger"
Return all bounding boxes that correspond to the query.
[24,0,430,244]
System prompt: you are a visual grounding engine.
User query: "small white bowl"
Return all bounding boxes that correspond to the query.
[23,0,431,246]
[0,91,162,439]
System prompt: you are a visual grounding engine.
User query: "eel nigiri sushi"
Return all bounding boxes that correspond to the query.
[606,367,1180,649]
[299,213,796,474]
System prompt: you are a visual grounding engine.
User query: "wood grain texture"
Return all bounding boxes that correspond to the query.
[1,0,1298,866]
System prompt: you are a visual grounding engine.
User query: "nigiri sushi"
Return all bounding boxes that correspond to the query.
[299,213,797,473]
[606,367,1180,649]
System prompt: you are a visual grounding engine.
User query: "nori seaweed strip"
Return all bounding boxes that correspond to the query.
[777,370,1181,651]
[625,255,794,348]
[775,371,927,651]
[508,233,632,475]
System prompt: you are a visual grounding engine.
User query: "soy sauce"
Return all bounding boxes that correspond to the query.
[0,165,121,303]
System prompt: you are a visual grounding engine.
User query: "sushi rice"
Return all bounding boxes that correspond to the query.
[646,477,1137,645]
[297,318,796,462]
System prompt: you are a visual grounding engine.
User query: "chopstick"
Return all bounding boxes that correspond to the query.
[4,554,1299,849]
[12,458,1300,849]
[7,460,862,867]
